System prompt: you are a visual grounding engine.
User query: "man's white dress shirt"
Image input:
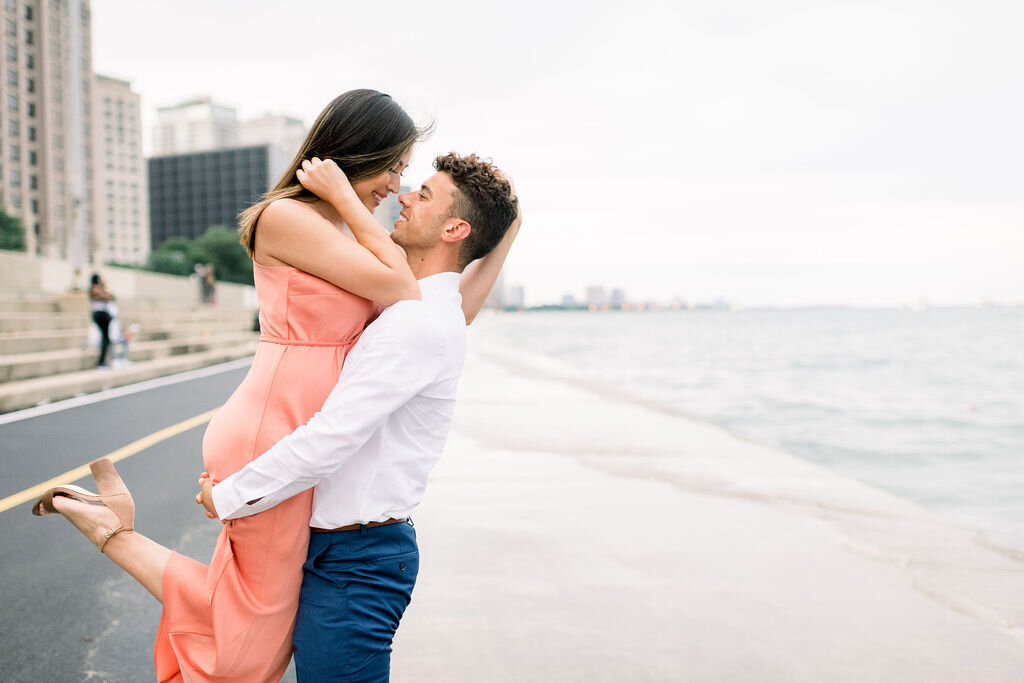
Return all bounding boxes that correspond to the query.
[212,272,466,528]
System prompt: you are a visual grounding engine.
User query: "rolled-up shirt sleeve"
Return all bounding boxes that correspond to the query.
[212,301,439,520]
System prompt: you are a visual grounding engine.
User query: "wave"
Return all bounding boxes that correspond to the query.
[470,308,1024,550]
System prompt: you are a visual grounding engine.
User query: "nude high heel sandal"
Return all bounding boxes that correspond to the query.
[32,458,135,553]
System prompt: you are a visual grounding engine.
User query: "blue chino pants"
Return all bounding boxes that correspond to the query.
[293,521,419,682]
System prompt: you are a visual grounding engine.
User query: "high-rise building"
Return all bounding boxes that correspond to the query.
[153,96,238,155]
[0,0,96,263]
[586,285,608,307]
[485,271,506,308]
[506,284,525,309]
[92,74,148,264]
[148,144,289,248]
[239,113,306,161]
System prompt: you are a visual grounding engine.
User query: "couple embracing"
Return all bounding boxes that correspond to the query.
[33,89,521,682]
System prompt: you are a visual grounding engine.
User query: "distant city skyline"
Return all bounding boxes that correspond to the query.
[90,0,1024,307]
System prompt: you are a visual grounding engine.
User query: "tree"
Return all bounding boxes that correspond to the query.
[188,226,253,285]
[144,226,253,285]
[147,236,193,276]
[0,209,27,252]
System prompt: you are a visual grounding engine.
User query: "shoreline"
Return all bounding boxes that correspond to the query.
[465,309,1024,551]
[391,336,1024,681]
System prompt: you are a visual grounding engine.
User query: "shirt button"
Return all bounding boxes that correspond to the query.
[399,562,407,571]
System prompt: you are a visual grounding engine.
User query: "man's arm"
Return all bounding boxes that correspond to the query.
[459,207,521,324]
[459,176,520,324]
[211,302,438,520]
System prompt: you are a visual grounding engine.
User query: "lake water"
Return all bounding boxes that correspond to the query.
[473,307,1024,548]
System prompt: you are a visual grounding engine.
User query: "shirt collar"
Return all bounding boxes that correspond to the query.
[416,272,462,300]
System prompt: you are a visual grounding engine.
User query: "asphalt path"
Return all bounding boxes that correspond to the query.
[0,360,297,682]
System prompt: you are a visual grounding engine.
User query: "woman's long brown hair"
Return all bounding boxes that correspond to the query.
[238,89,430,257]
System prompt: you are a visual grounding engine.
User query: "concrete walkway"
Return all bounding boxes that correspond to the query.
[4,331,1022,681]
[392,341,1024,682]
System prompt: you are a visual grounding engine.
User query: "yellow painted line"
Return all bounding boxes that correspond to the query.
[0,407,218,514]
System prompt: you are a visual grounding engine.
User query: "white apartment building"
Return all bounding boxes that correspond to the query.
[92,73,147,264]
[153,96,238,155]
[505,284,525,309]
[0,0,95,262]
[239,113,306,161]
[586,285,608,307]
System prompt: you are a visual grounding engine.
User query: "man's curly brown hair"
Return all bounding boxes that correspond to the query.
[434,153,518,269]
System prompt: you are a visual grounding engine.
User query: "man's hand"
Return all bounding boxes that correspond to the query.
[195,472,220,520]
[296,157,356,208]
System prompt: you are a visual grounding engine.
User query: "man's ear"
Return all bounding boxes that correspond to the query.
[441,219,471,244]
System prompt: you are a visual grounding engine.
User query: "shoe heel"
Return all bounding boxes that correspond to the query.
[31,484,102,516]
[88,458,135,551]
[90,458,129,497]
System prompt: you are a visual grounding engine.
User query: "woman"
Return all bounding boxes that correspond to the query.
[32,89,518,681]
[201,262,216,304]
[89,273,116,368]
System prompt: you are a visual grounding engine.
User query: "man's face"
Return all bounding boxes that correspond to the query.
[392,172,458,250]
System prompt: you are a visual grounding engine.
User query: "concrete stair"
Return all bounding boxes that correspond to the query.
[0,290,259,414]
[0,331,259,383]
[0,312,91,333]
[0,343,259,413]
[0,329,90,354]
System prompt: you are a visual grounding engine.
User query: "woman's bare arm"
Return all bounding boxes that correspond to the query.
[255,159,420,306]
[90,283,115,301]
[298,158,418,300]
[255,199,419,306]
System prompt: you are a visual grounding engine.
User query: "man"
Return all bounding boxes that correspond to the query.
[199,152,519,681]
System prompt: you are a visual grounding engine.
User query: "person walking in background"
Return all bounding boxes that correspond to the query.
[88,273,115,369]
[202,262,216,304]
[192,263,208,302]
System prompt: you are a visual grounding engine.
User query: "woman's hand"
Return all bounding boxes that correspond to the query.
[264,156,418,305]
[296,157,357,208]
[195,471,219,520]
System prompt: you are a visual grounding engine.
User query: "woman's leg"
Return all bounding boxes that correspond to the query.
[92,311,112,366]
[50,495,172,601]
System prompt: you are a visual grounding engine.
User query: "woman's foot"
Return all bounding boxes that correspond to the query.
[47,495,132,552]
[33,459,136,553]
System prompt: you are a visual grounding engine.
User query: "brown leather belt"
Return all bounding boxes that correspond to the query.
[311,518,407,533]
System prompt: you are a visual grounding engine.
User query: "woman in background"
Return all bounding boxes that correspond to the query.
[89,273,115,369]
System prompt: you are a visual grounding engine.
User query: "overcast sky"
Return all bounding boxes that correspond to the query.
[91,0,1024,307]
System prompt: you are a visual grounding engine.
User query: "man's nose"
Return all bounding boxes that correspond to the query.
[398,192,412,207]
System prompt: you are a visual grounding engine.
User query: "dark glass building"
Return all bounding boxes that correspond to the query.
[148,145,287,248]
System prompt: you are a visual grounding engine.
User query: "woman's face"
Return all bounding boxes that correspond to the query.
[350,150,412,212]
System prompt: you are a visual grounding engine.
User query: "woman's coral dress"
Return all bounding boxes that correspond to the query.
[154,262,376,682]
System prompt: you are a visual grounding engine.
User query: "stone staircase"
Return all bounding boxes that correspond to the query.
[0,290,259,414]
